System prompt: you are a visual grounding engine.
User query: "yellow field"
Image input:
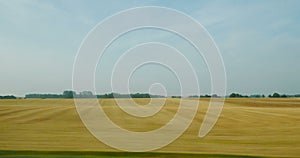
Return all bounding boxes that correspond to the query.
[0,98,300,157]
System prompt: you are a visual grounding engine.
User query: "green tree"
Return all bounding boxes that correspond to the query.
[272,93,280,98]
[63,90,76,98]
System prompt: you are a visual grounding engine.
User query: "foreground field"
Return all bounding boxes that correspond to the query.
[0,98,300,157]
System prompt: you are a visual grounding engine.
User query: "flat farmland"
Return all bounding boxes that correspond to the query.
[0,98,300,157]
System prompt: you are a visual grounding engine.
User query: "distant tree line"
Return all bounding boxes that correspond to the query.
[25,94,64,98]
[25,91,165,99]
[25,91,75,99]
[1,91,300,99]
[171,96,181,98]
[228,93,250,98]
[226,92,300,98]
[188,94,220,98]
[96,92,164,98]
[0,95,17,99]
[267,92,298,98]
[188,92,300,98]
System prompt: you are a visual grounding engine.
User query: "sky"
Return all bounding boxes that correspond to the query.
[0,0,300,97]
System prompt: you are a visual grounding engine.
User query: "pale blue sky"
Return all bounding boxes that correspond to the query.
[0,0,299,96]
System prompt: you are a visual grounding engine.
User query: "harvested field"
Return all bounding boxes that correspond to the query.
[0,98,300,157]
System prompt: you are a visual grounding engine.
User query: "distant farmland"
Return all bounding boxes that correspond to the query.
[0,98,300,157]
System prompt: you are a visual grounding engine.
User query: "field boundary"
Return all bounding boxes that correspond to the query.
[0,150,269,158]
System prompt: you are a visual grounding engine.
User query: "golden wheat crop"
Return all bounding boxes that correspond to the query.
[0,98,299,157]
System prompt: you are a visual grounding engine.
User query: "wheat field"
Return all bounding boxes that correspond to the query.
[0,98,300,157]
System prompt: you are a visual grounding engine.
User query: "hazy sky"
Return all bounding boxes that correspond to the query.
[1,0,300,97]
